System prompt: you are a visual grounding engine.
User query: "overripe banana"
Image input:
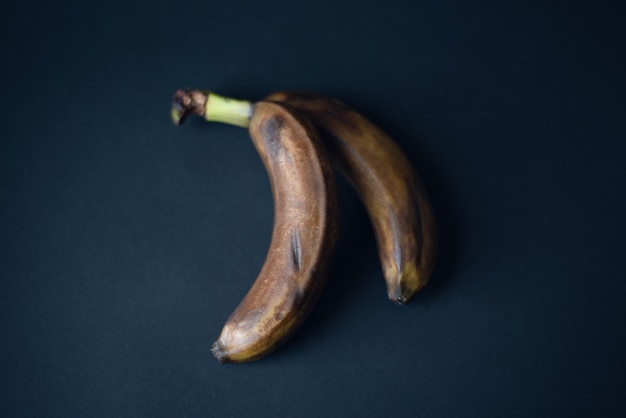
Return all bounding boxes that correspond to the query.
[172,90,338,363]
[266,91,437,304]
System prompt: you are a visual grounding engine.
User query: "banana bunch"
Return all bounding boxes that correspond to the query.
[171,89,437,363]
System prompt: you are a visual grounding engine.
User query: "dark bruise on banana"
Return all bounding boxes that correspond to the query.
[171,88,437,362]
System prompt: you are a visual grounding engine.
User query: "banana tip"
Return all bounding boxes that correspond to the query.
[211,341,230,364]
[389,295,409,305]
[387,287,412,305]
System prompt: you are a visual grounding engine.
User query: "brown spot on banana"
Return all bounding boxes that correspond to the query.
[172,91,338,362]
[291,228,302,272]
[265,91,437,304]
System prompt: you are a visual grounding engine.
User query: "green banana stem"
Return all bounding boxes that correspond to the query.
[171,89,252,128]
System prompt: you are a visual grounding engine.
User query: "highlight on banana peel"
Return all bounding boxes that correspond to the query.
[171,89,437,363]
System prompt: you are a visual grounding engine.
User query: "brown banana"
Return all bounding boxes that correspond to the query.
[265,91,437,304]
[171,90,338,363]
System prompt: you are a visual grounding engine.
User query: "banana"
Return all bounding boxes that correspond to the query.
[171,89,338,363]
[265,91,437,304]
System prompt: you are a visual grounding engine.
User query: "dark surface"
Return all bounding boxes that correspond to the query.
[1,0,625,417]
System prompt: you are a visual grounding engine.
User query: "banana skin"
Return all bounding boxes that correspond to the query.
[172,91,338,362]
[266,91,437,304]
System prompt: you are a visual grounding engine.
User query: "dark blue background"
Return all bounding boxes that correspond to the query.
[2,0,625,416]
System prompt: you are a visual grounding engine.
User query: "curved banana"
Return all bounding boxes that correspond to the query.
[265,91,437,304]
[172,90,338,363]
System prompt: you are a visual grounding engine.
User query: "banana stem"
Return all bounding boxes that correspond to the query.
[204,92,252,127]
[171,89,252,128]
